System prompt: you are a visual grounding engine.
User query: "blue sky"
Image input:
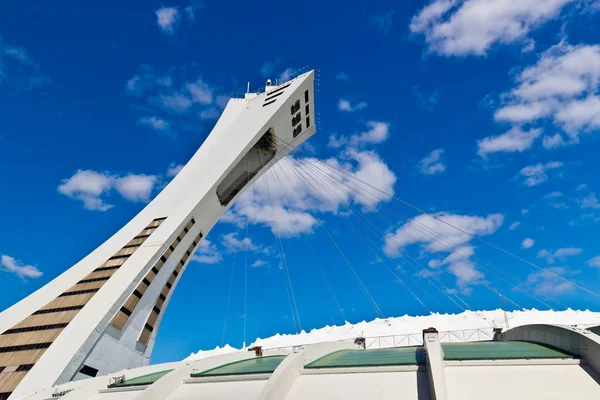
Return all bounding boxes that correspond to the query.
[2,0,600,363]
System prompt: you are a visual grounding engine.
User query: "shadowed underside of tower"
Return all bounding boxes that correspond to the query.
[0,71,316,400]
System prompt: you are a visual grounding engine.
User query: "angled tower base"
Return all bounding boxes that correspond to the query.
[0,71,316,400]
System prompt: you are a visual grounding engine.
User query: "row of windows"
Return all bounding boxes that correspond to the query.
[0,218,169,395]
[59,288,99,297]
[264,90,284,103]
[78,276,110,284]
[0,342,52,353]
[110,219,196,331]
[2,323,69,335]
[264,83,291,103]
[262,98,277,107]
[32,305,85,315]
[138,232,203,345]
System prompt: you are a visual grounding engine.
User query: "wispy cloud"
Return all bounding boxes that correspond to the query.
[419,149,446,175]
[521,238,535,249]
[410,0,574,56]
[337,98,368,112]
[1,255,42,279]
[517,161,563,186]
[0,35,49,91]
[138,116,172,135]
[477,127,542,158]
[58,169,159,211]
[156,7,180,35]
[494,42,600,148]
[192,239,222,264]
[329,121,390,148]
[537,247,583,263]
[509,222,521,230]
[384,212,504,291]
[126,65,224,135]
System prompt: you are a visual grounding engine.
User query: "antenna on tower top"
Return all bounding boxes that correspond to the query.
[247,82,250,94]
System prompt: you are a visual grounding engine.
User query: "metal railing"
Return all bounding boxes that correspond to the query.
[261,323,600,352]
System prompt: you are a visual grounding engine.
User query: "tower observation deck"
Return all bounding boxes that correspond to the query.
[0,71,317,399]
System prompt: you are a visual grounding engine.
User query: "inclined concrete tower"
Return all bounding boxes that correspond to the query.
[0,71,316,400]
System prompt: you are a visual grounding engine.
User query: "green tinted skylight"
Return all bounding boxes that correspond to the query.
[191,355,286,377]
[442,341,575,360]
[305,347,425,369]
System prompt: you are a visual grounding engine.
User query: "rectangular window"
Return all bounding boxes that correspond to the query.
[306,116,311,128]
[305,90,309,103]
[290,99,301,115]
[79,365,99,377]
[305,104,309,115]
[119,306,132,317]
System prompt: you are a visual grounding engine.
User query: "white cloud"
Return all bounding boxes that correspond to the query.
[517,161,563,186]
[167,163,184,177]
[279,68,294,82]
[199,106,221,120]
[138,116,172,134]
[58,169,159,211]
[579,192,600,209]
[383,212,503,290]
[222,232,259,252]
[419,148,446,175]
[526,266,576,296]
[537,247,583,263]
[1,255,42,279]
[509,221,521,230]
[156,7,179,34]
[58,170,115,211]
[410,0,574,56]
[329,121,390,148]
[192,239,222,264]
[252,260,268,268]
[126,66,221,126]
[521,238,535,248]
[155,93,194,114]
[337,98,368,112]
[114,174,157,202]
[586,256,600,268]
[495,42,600,145]
[576,183,588,191]
[125,65,172,97]
[223,149,396,237]
[186,78,213,104]
[477,127,541,158]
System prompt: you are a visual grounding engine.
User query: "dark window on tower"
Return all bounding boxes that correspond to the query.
[305,90,309,103]
[292,113,301,127]
[306,116,311,128]
[305,104,309,115]
[79,365,99,377]
[290,100,300,115]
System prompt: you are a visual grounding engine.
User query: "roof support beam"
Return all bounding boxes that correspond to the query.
[257,341,357,400]
[423,328,448,400]
[501,324,600,377]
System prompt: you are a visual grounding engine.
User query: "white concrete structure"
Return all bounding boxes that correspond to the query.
[10,324,600,399]
[0,71,317,400]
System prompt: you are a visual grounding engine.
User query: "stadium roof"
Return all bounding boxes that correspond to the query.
[12,323,600,400]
